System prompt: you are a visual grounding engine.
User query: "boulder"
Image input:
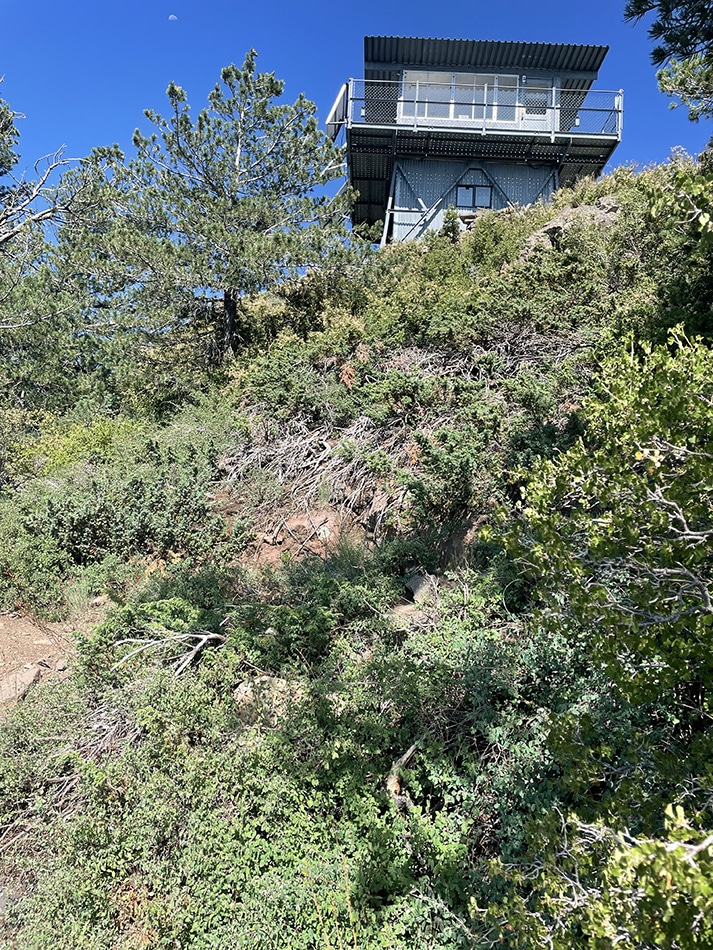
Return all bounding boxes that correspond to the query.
[521,195,620,258]
[0,664,41,706]
[404,573,438,604]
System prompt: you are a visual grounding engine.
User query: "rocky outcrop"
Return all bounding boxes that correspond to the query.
[521,195,620,258]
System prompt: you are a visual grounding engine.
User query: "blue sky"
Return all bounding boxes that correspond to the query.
[1,0,710,179]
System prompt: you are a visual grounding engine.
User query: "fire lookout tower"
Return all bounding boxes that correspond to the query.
[327,35,623,243]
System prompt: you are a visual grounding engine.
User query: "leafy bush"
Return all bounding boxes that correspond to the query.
[0,399,245,616]
[2,159,713,948]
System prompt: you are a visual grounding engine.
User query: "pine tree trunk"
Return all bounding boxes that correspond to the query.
[223,287,240,356]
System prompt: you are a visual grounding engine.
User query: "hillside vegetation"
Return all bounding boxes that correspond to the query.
[1,52,713,947]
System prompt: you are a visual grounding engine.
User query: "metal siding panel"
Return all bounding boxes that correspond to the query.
[394,159,460,240]
[391,157,558,239]
[484,162,555,206]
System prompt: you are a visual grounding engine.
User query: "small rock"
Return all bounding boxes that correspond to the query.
[55,659,68,672]
[233,674,301,729]
[404,573,438,604]
[0,878,21,919]
[0,665,41,706]
[595,195,620,214]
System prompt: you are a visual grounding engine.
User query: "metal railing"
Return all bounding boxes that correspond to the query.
[327,80,623,140]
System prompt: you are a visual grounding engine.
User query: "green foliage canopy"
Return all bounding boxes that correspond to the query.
[482,332,713,949]
[625,0,713,120]
[624,0,713,64]
[0,91,19,179]
[63,51,349,365]
[515,330,713,704]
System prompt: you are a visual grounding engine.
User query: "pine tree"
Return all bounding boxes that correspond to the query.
[67,51,349,364]
[625,0,713,120]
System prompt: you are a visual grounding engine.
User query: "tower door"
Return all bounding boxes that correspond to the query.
[520,84,554,132]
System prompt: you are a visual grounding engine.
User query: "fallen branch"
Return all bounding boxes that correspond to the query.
[112,629,227,676]
[385,736,423,810]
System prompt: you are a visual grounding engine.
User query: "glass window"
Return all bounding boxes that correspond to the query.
[398,70,555,127]
[525,87,549,115]
[494,75,518,122]
[474,186,492,208]
[453,73,476,120]
[403,70,451,119]
[456,185,475,207]
[473,74,494,120]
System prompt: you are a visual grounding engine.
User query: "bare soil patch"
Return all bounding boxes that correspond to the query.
[247,506,361,566]
[0,596,110,714]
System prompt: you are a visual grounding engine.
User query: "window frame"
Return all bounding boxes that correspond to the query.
[455,183,493,210]
[400,70,525,125]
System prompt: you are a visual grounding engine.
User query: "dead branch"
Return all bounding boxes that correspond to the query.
[385,736,422,809]
[112,629,227,675]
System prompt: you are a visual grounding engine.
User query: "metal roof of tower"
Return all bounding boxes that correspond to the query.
[364,36,609,76]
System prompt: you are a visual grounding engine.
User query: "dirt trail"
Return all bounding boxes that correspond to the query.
[0,614,73,711]
[0,598,109,713]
